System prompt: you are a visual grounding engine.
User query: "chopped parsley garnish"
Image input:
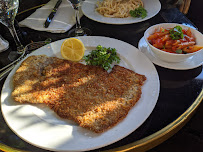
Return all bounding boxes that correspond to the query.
[175,49,182,54]
[175,49,188,54]
[45,38,52,44]
[129,6,147,19]
[83,45,120,71]
[169,26,184,40]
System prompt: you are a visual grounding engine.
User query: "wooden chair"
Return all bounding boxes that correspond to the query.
[179,0,191,14]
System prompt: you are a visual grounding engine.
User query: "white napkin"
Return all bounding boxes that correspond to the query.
[19,0,83,33]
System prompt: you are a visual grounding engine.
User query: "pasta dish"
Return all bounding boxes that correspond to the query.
[147,26,203,54]
[96,0,144,18]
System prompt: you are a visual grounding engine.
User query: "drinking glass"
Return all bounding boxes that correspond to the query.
[68,0,91,37]
[0,0,24,60]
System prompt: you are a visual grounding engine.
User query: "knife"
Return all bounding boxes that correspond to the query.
[44,0,62,28]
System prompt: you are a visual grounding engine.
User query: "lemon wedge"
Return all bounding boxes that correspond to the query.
[61,38,85,61]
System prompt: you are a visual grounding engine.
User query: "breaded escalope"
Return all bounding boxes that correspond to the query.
[12,55,54,103]
[46,64,146,133]
[12,55,146,133]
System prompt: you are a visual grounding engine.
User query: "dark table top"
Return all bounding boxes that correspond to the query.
[0,0,203,152]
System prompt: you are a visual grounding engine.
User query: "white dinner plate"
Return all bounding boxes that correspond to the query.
[81,0,161,25]
[1,36,160,152]
[138,37,203,70]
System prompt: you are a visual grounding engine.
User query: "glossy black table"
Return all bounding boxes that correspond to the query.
[0,1,203,152]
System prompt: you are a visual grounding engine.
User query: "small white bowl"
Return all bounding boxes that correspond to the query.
[144,23,203,63]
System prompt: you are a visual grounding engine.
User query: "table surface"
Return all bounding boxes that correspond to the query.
[0,0,203,152]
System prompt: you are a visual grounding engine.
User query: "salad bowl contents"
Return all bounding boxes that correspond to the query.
[144,23,203,62]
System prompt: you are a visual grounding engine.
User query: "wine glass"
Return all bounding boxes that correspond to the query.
[0,0,24,60]
[68,0,91,37]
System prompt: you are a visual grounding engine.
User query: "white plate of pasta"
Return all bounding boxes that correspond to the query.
[81,0,161,24]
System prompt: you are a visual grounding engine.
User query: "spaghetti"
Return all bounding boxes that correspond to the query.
[96,0,144,18]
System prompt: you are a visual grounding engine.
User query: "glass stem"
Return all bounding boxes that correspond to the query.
[8,24,24,54]
[74,7,84,35]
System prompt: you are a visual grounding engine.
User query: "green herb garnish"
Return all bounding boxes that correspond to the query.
[129,6,147,19]
[175,49,182,54]
[83,45,120,71]
[169,26,184,40]
[45,38,52,44]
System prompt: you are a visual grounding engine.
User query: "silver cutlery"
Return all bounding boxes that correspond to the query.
[44,0,62,28]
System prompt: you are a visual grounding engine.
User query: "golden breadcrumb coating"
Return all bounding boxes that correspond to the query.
[12,55,146,133]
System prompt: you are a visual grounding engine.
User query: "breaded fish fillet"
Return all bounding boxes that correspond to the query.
[12,55,146,133]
